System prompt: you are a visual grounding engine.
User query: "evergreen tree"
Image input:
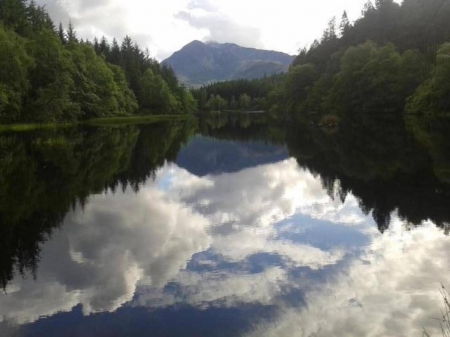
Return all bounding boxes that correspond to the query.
[93,37,100,53]
[67,21,77,43]
[322,17,337,42]
[0,0,28,34]
[99,36,109,55]
[108,38,122,65]
[58,22,66,44]
[339,11,350,36]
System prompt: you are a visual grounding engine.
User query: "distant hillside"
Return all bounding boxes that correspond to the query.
[163,41,294,86]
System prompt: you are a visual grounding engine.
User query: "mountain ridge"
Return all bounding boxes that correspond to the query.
[163,40,295,86]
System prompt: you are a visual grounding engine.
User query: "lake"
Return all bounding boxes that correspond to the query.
[1,113,450,337]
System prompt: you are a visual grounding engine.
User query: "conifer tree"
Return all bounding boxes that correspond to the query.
[58,22,66,44]
[0,0,28,34]
[108,38,122,65]
[99,36,109,55]
[339,11,350,36]
[67,21,77,43]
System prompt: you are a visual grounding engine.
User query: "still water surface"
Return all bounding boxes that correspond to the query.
[1,115,450,336]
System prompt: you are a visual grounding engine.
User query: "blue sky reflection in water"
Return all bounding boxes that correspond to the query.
[1,136,450,337]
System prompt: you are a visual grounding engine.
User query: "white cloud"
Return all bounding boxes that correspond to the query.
[35,0,400,60]
[37,0,203,60]
[175,10,264,49]
[247,220,450,337]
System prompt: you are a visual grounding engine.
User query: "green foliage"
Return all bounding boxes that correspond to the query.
[0,0,28,35]
[405,44,450,182]
[108,63,138,115]
[25,28,79,122]
[66,43,134,119]
[177,89,197,114]
[0,0,193,124]
[205,94,227,112]
[255,0,450,121]
[139,69,177,114]
[191,74,286,112]
[407,43,450,118]
[238,93,251,110]
[329,42,406,115]
[0,24,32,122]
[284,63,317,114]
[398,49,431,98]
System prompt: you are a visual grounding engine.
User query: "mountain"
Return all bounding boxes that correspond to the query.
[163,41,295,86]
[175,136,289,177]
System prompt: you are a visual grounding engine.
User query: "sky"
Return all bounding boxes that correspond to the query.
[34,0,382,61]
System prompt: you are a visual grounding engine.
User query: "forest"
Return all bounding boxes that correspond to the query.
[0,0,196,123]
[194,0,450,124]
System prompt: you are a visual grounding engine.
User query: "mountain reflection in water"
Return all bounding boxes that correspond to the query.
[1,113,450,337]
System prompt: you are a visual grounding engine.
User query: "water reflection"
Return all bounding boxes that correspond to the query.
[1,160,374,335]
[1,114,450,336]
[1,184,210,324]
[248,221,450,337]
[0,120,196,290]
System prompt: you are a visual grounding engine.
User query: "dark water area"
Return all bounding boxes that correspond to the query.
[1,113,450,337]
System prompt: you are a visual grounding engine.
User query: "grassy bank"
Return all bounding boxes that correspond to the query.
[0,123,74,132]
[0,115,193,132]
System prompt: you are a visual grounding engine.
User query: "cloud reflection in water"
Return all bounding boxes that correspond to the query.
[247,220,450,337]
[2,158,447,337]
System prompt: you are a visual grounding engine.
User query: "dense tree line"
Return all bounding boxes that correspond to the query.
[191,75,285,112]
[278,0,450,122]
[0,0,196,123]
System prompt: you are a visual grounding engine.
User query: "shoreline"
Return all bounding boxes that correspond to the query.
[0,115,194,132]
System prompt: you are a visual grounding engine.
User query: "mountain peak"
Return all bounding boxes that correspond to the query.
[186,40,204,47]
[163,41,294,87]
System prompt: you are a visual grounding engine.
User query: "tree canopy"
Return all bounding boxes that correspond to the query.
[0,0,195,123]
